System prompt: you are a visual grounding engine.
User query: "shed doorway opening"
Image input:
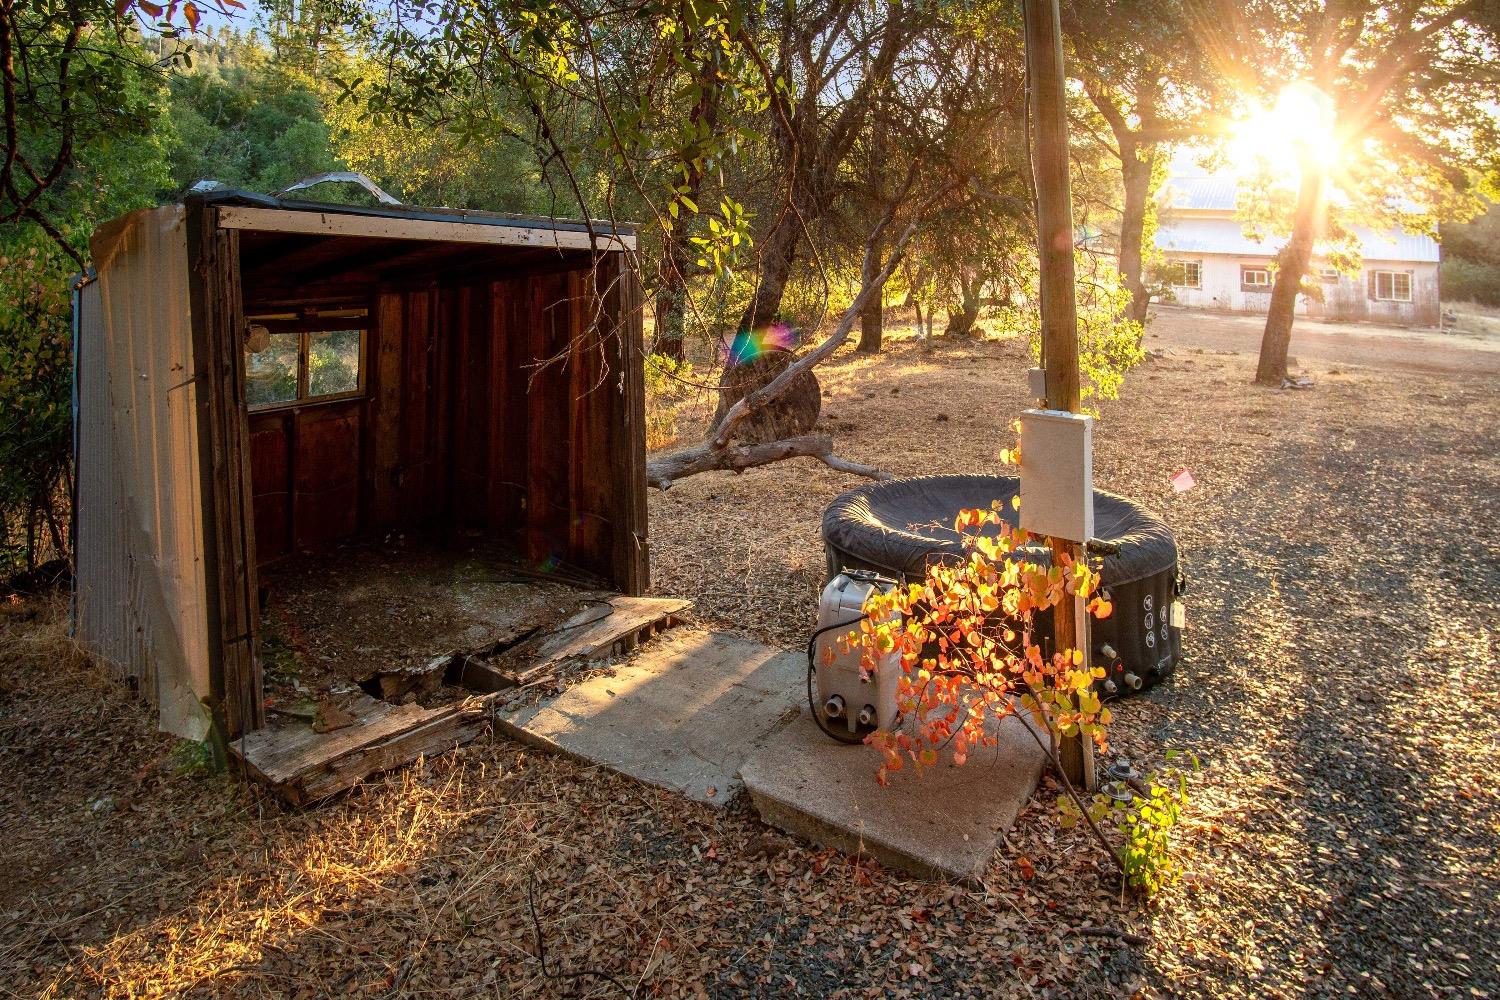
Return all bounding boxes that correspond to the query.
[233,221,650,719]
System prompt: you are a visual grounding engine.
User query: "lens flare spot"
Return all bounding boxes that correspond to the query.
[724,321,799,366]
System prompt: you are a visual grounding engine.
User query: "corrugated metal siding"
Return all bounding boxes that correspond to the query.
[76,206,214,739]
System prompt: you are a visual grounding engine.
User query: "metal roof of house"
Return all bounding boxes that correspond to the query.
[1155,216,1440,263]
[1159,175,1240,212]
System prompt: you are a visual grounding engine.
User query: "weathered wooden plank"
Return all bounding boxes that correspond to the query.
[231,595,691,805]
[567,269,611,574]
[248,413,292,562]
[292,402,361,550]
[398,289,433,520]
[606,254,650,595]
[446,655,516,694]
[232,693,485,805]
[187,205,263,738]
[217,206,636,252]
[293,705,485,804]
[495,595,691,684]
[368,292,404,528]
[524,273,572,566]
[448,285,491,527]
[485,279,523,537]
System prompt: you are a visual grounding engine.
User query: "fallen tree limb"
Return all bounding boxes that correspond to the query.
[647,434,893,490]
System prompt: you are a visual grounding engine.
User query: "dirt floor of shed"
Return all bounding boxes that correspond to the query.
[2,308,1497,999]
[255,535,606,709]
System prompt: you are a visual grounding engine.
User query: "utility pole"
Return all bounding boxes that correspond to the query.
[1023,0,1095,791]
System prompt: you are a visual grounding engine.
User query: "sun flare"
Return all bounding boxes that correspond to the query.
[1227,83,1342,186]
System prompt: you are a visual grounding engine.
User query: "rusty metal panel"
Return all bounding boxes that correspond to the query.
[76,206,214,740]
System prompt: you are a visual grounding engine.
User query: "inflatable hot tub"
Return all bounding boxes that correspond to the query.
[822,474,1183,695]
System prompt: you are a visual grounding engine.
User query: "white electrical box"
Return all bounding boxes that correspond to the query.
[1018,408,1094,543]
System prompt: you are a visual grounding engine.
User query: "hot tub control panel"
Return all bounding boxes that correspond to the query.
[814,572,901,739]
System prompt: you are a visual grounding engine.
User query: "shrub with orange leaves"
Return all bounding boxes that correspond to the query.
[853,500,1114,786]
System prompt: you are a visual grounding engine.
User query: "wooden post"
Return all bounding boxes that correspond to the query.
[1024,0,1095,791]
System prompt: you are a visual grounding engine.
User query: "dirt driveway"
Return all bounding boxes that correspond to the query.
[1148,305,1500,375]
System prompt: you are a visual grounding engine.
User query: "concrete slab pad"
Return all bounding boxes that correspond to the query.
[494,628,805,805]
[740,709,1048,882]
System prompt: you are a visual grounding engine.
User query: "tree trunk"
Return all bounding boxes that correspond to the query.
[944,272,983,336]
[1256,162,1324,385]
[652,46,718,360]
[653,283,686,361]
[736,213,802,333]
[857,240,885,352]
[1117,142,1152,325]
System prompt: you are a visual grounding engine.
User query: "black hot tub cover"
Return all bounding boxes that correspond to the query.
[822,474,1177,586]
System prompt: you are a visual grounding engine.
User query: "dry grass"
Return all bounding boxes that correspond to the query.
[1445,299,1500,337]
[2,310,1497,998]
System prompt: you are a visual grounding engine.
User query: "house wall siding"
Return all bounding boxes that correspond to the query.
[1163,256,1440,327]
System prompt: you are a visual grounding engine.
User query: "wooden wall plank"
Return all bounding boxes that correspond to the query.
[188,205,263,737]
[488,278,528,539]
[448,285,491,528]
[248,413,292,562]
[569,269,612,576]
[368,292,404,528]
[524,273,572,568]
[292,402,362,550]
[606,254,650,594]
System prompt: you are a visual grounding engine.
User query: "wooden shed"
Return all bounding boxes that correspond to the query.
[74,192,648,745]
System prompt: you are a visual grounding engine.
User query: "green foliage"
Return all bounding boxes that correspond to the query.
[1441,199,1500,306]
[0,16,173,572]
[171,736,222,777]
[1060,750,1199,898]
[165,38,344,194]
[1441,256,1500,307]
[0,239,75,571]
[990,252,1146,414]
[643,354,698,450]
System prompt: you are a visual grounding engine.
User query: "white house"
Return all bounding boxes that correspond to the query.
[1153,170,1441,327]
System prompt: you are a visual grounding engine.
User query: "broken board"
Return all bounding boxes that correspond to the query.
[485,596,691,685]
[494,628,806,805]
[233,595,692,804]
[233,693,484,805]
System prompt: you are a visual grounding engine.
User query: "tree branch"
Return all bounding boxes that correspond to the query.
[646,433,892,490]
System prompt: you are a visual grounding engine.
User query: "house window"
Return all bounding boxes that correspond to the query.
[1370,270,1412,302]
[1167,259,1202,289]
[245,313,367,410]
[1240,266,1272,290]
[1317,267,1340,283]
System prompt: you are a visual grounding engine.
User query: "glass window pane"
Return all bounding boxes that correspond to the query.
[308,329,362,397]
[245,331,299,407]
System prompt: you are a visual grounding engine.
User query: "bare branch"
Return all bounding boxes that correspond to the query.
[646,433,891,490]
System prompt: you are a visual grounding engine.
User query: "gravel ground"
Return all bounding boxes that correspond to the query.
[1,310,1496,998]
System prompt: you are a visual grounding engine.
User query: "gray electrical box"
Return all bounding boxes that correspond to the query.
[1027,367,1048,404]
[1019,408,1094,543]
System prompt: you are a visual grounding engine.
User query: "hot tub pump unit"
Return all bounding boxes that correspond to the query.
[809,571,902,743]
